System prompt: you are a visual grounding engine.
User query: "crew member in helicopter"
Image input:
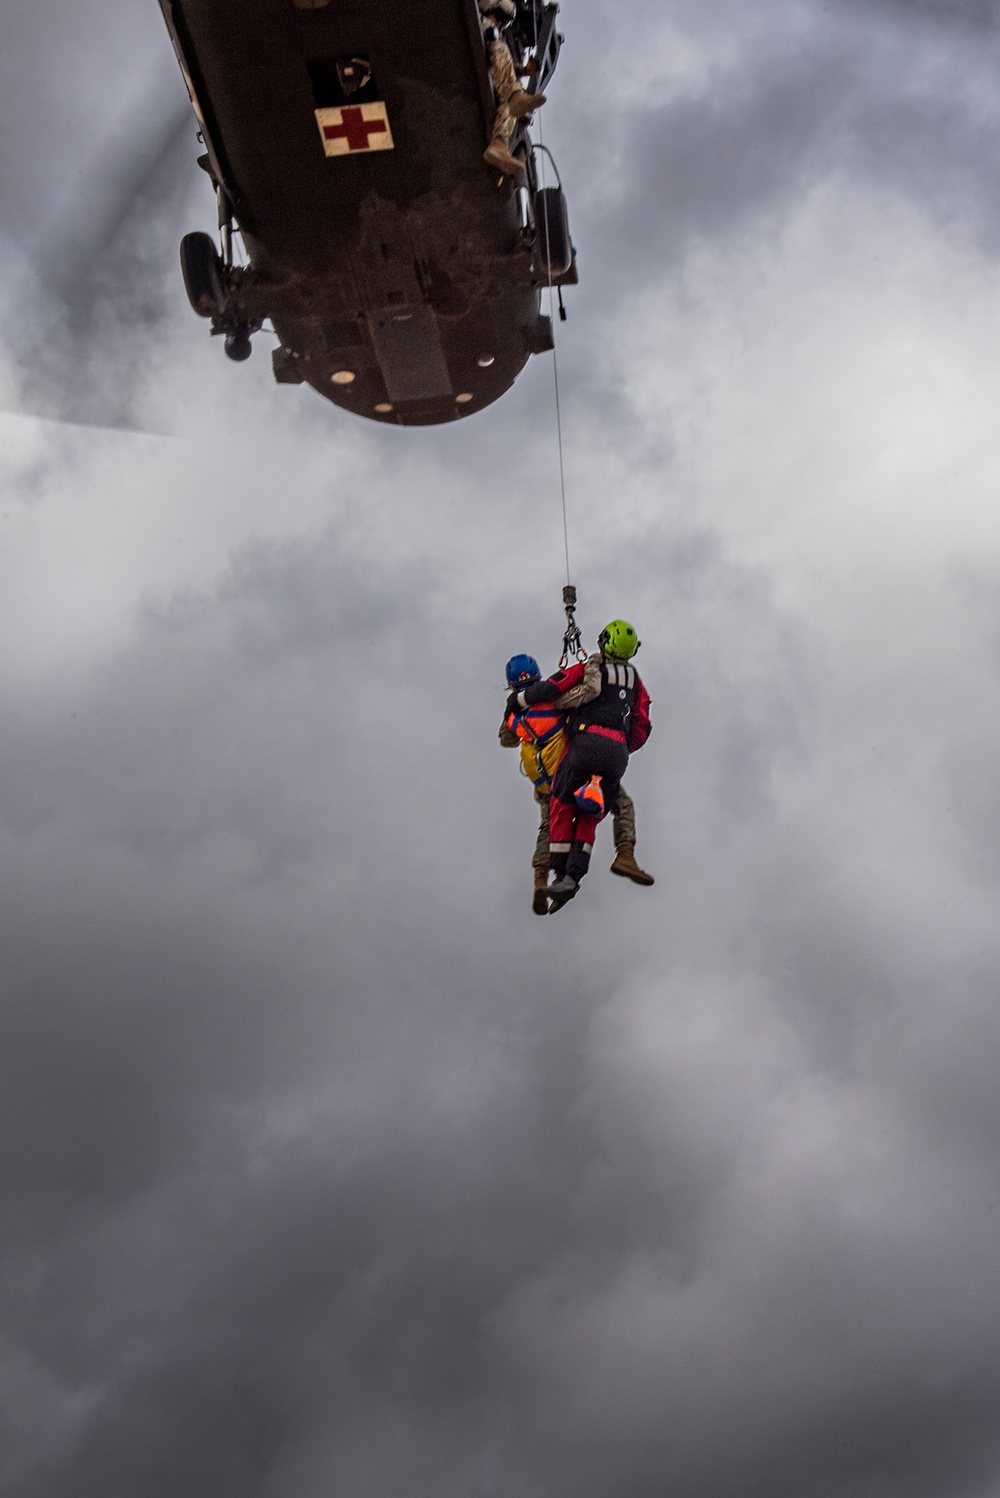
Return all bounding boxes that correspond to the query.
[501,650,653,914]
[506,622,652,911]
[479,0,546,178]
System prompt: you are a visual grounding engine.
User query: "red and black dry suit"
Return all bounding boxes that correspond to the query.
[518,654,651,884]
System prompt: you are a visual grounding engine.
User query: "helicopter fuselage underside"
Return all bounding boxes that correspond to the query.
[160,0,553,424]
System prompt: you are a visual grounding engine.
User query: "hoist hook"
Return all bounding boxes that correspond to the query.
[559,584,588,668]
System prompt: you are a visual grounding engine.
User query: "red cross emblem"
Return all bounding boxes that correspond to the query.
[315,103,394,157]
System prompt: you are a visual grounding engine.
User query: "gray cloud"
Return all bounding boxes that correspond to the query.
[547,0,1000,327]
[4,1,1000,1496]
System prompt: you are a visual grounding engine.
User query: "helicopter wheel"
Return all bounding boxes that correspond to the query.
[533,187,573,281]
[180,231,225,317]
[224,328,253,362]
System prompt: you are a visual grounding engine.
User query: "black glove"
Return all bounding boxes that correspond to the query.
[520,679,556,707]
[506,689,525,719]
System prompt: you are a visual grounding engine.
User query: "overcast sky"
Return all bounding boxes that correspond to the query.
[3,2,1000,1495]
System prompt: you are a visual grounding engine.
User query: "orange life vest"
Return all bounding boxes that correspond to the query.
[506,707,567,791]
[507,705,563,747]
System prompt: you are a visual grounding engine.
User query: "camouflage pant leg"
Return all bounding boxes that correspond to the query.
[532,788,551,870]
[488,37,519,142]
[611,788,636,849]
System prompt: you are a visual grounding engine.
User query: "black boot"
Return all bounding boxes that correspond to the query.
[547,874,578,912]
[565,840,592,885]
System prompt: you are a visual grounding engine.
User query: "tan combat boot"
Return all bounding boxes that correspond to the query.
[610,844,654,886]
[484,137,525,177]
[508,90,546,118]
[532,867,549,915]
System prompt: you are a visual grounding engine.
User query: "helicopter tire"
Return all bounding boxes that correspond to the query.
[180,231,225,318]
[533,187,573,281]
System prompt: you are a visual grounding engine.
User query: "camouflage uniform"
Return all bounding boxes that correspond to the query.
[479,1,544,176]
[486,36,523,149]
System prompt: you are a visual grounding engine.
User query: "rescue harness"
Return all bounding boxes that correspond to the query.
[507,702,567,790]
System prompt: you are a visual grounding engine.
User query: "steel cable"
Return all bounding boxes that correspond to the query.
[529,3,571,588]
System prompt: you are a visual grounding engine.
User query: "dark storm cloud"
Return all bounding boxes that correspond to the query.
[6,115,198,430]
[0,0,192,425]
[548,0,1000,321]
[5,471,1000,1498]
[0,0,183,245]
[6,1,1000,1496]
[0,495,822,1498]
[848,0,1000,25]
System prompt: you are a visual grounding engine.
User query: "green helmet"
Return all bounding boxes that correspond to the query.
[599,619,640,660]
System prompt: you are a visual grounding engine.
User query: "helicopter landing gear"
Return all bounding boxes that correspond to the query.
[180,231,225,317]
[179,186,261,361]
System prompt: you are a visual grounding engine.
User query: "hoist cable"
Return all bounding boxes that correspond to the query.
[528,3,571,589]
[526,2,582,660]
[550,329,571,587]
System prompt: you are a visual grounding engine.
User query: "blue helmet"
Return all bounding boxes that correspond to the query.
[506,653,541,687]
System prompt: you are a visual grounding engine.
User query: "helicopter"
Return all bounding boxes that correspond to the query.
[158,0,578,427]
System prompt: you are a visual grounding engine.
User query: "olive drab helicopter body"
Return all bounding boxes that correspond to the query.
[158,0,577,426]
